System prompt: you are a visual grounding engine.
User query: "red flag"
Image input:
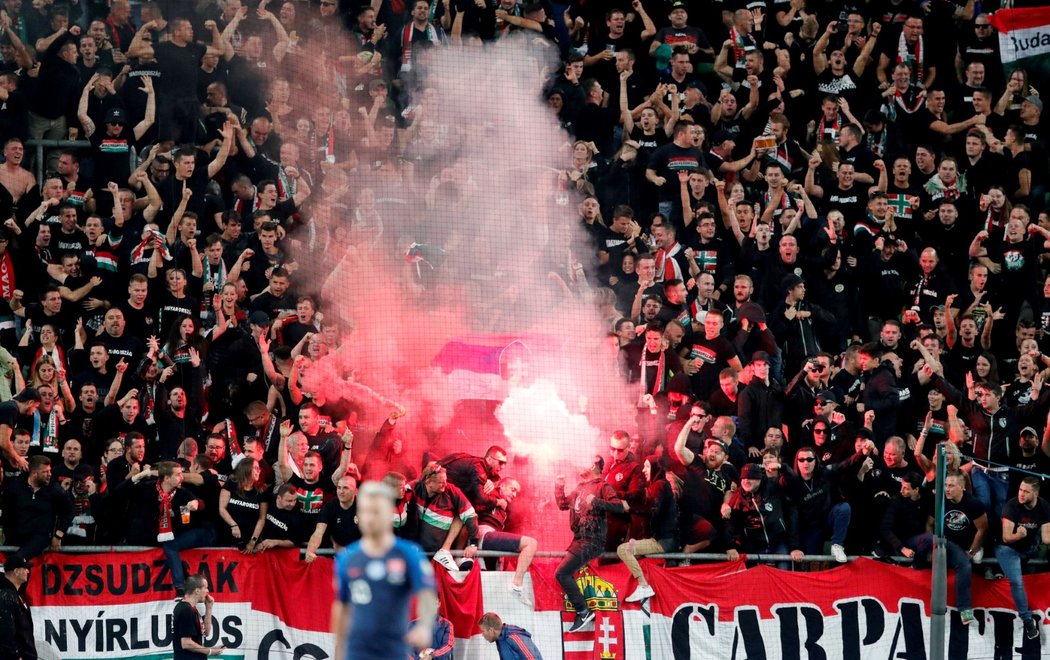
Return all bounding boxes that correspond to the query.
[433,561,484,639]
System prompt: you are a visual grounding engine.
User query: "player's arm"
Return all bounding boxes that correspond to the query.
[332,557,353,660]
[331,600,351,660]
[405,545,438,650]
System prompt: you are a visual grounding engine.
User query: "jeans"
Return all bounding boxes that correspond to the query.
[556,540,603,613]
[27,111,67,173]
[799,502,851,555]
[971,468,1009,520]
[162,527,216,590]
[995,543,1037,621]
[909,535,972,610]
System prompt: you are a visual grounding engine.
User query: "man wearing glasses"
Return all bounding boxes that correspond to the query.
[0,555,36,659]
[785,446,851,563]
[439,446,509,513]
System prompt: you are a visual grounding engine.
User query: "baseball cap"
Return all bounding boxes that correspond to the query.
[751,350,771,364]
[737,301,766,324]
[1023,95,1043,113]
[781,273,804,292]
[711,129,735,146]
[14,387,41,403]
[815,389,839,406]
[742,463,764,480]
[671,0,687,9]
[4,556,29,571]
[1020,426,1039,437]
[248,311,272,327]
[105,107,128,125]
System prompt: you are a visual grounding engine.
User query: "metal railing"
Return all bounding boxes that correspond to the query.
[4,544,1043,566]
[25,139,138,188]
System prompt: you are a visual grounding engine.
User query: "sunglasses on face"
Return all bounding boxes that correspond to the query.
[798,457,816,463]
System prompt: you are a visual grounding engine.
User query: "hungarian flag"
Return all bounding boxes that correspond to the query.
[990,6,1050,63]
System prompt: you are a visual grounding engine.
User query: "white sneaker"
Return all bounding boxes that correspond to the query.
[457,557,475,572]
[971,548,984,563]
[831,544,847,563]
[625,584,655,603]
[510,584,533,608]
[433,549,459,573]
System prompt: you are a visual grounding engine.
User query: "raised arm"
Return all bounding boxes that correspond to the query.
[132,77,156,141]
[207,122,235,179]
[78,75,99,138]
[674,414,698,465]
[126,21,159,59]
[854,23,881,77]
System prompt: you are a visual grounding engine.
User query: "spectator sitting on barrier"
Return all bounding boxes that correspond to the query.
[725,461,802,569]
[555,456,627,633]
[996,477,1050,641]
[880,472,975,625]
[118,460,214,597]
[620,453,680,602]
[414,461,480,574]
[475,477,537,607]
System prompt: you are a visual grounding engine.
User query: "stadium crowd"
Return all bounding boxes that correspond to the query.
[0,0,1047,640]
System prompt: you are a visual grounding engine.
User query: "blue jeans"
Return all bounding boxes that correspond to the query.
[971,468,1009,520]
[995,544,1037,621]
[910,535,973,610]
[800,502,851,555]
[162,527,216,590]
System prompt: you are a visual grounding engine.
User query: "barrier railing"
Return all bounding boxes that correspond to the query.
[25,139,138,188]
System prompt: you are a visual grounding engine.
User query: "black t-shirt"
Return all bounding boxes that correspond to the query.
[154,41,207,100]
[222,482,265,541]
[1011,452,1050,499]
[683,334,738,401]
[261,501,307,544]
[648,143,706,201]
[287,473,335,516]
[0,399,19,429]
[117,301,157,341]
[91,129,134,190]
[171,600,203,660]
[317,497,361,548]
[53,228,90,258]
[1001,497,1050,552]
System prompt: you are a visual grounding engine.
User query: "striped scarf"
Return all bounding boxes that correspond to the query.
[131,230,172,265]
[897,32,924,85]
[401,21,440,72]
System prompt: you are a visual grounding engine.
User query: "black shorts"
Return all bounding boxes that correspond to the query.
[479,531,523,553]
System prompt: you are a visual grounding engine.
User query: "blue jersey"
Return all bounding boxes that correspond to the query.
[334,537,435,660]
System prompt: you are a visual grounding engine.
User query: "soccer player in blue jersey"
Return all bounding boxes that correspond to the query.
[332,481,438,660]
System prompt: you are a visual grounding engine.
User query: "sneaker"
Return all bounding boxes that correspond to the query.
[960,609,975,626]
[174,587,185,600]
[457,557,475,573]
[433,549,458,573]
[1024,618,1039,640]
[625,584,655,603]
[831,544,847,563]
[567,610,595,633]
[510,584,533,608]
[971,548,984,564]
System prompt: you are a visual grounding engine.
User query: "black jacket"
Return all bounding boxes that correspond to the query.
[3,475,73,544]
[0,576,36,659]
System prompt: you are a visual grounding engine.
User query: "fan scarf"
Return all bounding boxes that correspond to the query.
[157,482,175,543]
[897,32,924,85]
